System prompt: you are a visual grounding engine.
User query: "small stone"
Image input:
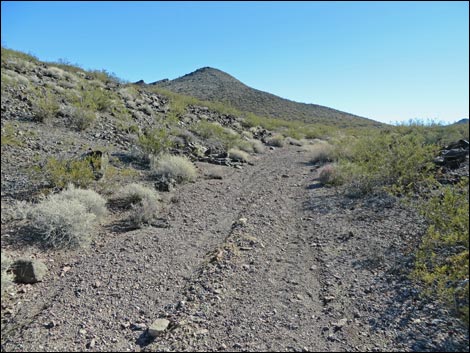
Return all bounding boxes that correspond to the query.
[148,319,170,338]
[238,217,247,225]
[323,295,335,303]
[131,323,147,331]
[333,318,348,330]
[87,339,96,349]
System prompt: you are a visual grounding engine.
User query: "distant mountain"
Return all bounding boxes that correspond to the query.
[453,118,469,125]
[153,67,382,127]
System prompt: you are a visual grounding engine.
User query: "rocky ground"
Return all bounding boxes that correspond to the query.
[1,146,468,352]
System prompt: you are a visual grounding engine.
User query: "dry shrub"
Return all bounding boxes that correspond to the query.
[228,148,250,162]
[318,164,339,185]
[25,185,106,248]
[309,142,335,164]
[27,197,96,248]
[116,183,160,227]
[150,154,197,183]
[266,134,285,147]
[54,184,107,221]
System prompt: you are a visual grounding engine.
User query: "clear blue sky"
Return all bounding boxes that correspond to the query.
[1,1,468,124]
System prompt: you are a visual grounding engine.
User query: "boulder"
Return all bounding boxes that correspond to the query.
[148,319,170,338]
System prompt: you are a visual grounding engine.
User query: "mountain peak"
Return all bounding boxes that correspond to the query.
[155,68,380,127]
[177,67,242,84]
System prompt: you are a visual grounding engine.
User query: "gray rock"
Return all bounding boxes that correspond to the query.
[148,318,170,337]
[12,259,48,283]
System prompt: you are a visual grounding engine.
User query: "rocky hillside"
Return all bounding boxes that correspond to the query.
[152,67,382,127]
[0,49,285,202]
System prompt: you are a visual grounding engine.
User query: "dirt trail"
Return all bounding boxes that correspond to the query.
[1,147,468,352]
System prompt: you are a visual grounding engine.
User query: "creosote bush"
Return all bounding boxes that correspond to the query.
[150,154,197,183]
[44,157,96,189]
[412,178,469,324]
[32,90,60,123]
[137,127,173,158]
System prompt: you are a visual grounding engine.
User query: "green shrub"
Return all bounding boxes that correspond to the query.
[44,157,96,189]
[64,106,96,131]
[412,178,469,324]
[137,127,173,158]
[32,90,60,123]
[192,120,240,149]
[150,154,197,183]
[235,139,254,153]
[1,122,23,147]
[76,87,113,112]
[334,130,437,194]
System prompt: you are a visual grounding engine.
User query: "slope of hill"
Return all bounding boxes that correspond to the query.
[153,67,382,127]
[453,118,469,125]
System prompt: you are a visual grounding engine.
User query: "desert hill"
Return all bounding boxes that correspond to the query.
[153,67,382,127]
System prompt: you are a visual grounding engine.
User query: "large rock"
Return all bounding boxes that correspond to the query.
[148,318,170,338]
[12,259,48,283]
[434,140,469,168]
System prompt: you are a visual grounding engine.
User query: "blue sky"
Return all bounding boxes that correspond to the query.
[1,1,468,124]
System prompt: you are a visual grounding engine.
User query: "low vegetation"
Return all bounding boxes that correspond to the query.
[116,183,160,227]
[31,89,60,123]
[413,178,469,324]
[53,184,107,221]
[26,185,106,248]
[265,134,285,147]
[43,157,97,189]
[228,148,250,162]
[150,154,197,183]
